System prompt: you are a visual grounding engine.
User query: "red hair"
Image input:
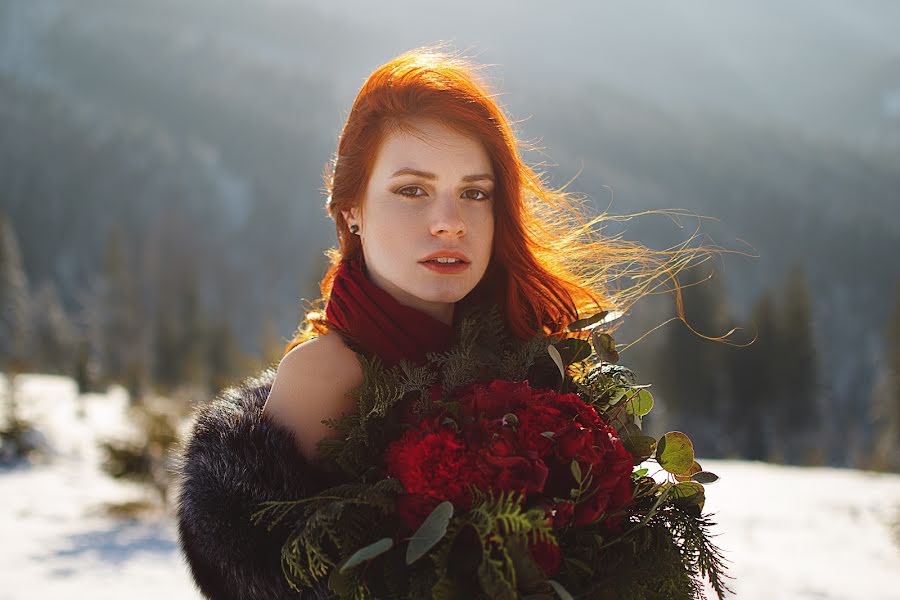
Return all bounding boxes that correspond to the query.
[286,44,735,354]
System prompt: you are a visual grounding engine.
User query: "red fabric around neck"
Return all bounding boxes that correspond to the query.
[324,258,455,369]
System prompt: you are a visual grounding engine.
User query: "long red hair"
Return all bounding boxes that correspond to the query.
[286,44,735,354]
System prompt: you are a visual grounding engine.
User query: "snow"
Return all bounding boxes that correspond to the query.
[2,373,899,599]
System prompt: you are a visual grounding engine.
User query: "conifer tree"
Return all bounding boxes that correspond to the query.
[774,265,821,464]
[868,283,900,471]
[208,314,247,394]
[29,279,78,375]
[727,290,778,461]
[654,261,734,456]
[153,261,209,393]
[100,224,143,386]
[0,212,32,373]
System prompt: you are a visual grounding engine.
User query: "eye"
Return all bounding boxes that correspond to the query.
[463,189,491,202]
[396,185,426,197]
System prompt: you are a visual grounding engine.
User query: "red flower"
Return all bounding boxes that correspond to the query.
[549,500,575,528]
[516,405,568,456]
[459,379,531,420]
[384,423,489,531]
[384,378,635,537]
[528,538,561,576]
[478,452,549,495]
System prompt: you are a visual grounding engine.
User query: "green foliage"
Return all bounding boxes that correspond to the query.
[407,501,454,565]
[253,306,733,599]
[429,488,556,600]
[250,478,403,593]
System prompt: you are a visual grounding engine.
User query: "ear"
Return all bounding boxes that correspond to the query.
[341,207,360,224]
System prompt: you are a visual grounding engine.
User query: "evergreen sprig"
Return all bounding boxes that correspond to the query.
[253,305,734,599]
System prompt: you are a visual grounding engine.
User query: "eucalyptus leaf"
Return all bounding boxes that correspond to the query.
[674,460,702,482]
[555,337,593,364]
[624,389,654,416]
[547,344,565,379]
[406,501,454,565]
[670,481,705,509]
[692,471,720,484]
[622,435,657,463]
[340,537,394,573]
[607,387,628,406]
[570,460,583,484]
[566,310,624,332]
[328,562,354,595]
[566,311,609,332]
[656,432,695,476]
[548,579,575,600]
[591,330,619,363]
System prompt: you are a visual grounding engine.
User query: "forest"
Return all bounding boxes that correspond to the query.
[1,0,898,472]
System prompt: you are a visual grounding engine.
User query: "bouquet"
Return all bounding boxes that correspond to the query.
[251,306,734,599]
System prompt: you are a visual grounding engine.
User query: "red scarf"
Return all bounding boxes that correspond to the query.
[324,258,456,369]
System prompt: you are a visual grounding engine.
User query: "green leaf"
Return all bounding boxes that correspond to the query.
[591,330,619,364]
[670,481,705,510]
[692,471,720,484]
[622,434,657,463]
[656,432,695,476]
[340,537,393,573]
[566,311,609,332]
[540,431,556,440]
[625,389,654,416]
[634,467,649,477]
[406,501,454,565]
[548,579,575,600]
[570,460,583,484]
[547,344,565,379]
[607,387,628,406]
[566,310,624,332]
[674,460,702,482]
[328,563,354,595]
[554,337,593,365]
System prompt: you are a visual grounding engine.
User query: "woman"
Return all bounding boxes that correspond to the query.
[174,44,716,600]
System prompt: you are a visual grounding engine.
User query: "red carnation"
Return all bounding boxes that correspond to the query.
[384,423,489,531]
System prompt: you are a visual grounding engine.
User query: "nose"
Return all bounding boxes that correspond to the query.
[429,194,466,237]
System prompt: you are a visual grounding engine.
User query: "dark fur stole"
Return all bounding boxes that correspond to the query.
[172,367,340,599]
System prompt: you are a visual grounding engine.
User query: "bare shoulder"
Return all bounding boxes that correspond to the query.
[276,330,362,383]
[261,330,364,462]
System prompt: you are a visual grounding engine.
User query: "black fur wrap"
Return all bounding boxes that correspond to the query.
[172,367,342,599]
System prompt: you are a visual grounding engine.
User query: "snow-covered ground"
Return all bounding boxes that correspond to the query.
[2,373,899,600]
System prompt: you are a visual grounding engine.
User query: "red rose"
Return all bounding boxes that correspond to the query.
[555,423,590,460]
[516,405,569,456]
[549,500,575,528]
[478,452,549,495]
[489,428,517,457]
[460,379,531,420]
[528,538,561,576]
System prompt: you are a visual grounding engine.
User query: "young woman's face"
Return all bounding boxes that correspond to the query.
[342,117,495,325]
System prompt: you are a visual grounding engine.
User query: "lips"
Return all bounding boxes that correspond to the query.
[418,250,470,263]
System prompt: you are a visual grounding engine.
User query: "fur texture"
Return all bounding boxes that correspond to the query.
[172,367,340,599]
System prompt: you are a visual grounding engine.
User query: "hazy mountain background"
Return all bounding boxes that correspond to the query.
[2,0,898,469]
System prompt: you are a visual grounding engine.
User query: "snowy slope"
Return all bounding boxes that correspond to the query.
[1,373,898,599]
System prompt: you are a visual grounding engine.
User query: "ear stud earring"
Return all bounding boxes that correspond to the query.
[349,224,360,235]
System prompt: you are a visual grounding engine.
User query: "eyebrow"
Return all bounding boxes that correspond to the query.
[389,167,494,184]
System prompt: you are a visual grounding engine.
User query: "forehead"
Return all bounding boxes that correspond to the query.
[370,118,493,178]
